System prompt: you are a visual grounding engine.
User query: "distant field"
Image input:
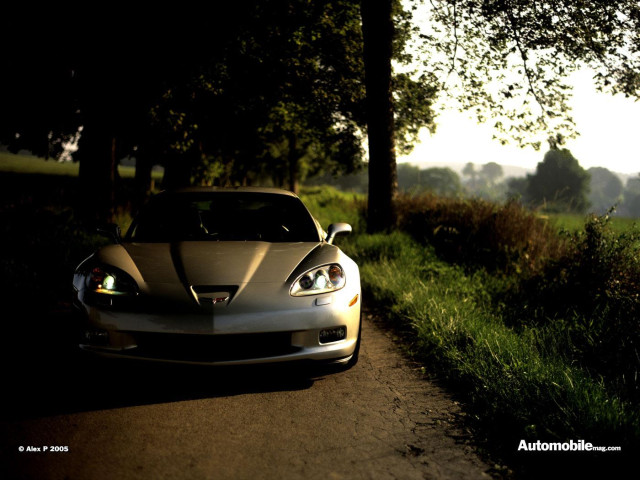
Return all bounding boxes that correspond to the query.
[548,212,638,233]
[0,151,163,179]
[0,152,80,175]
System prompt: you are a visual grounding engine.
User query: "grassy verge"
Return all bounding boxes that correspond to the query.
[302,187,639,476]
[350,232,637,470]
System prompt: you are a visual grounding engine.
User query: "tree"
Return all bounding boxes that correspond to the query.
[588,167,624,215]
[620,175,640,218]
[420,167,462,196]
[2,2,436,223]
[359,0,639,230]
[397,163,422,192]
[145,0,437,201]
[462,162,478,186]
[397,164,461,196]
[155,1,375,194]
[622,195,640,218]
[360,0,438,232]
[480,162,504,187]
[505,176,529,201]
[0,7,239,222]
[5,1,638,230]
[527,144,590,213]
[360,0,398,232]
[423,1,640,146]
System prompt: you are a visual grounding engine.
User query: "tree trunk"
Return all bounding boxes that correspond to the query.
[361,0,397,233]
[162,152,193,190]
[77,127,117,225]
[110,136,117,214]
[133,153,154,212]
[288,133,300,194]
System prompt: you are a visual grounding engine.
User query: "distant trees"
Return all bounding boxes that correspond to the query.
[305,169,368,193]
[481,162,504,187]
[422,167,463,196]
[619,176,640,217]
[588,167,624,215]
[461,162,504,196]
[397,164,461,196]
[526,147,590,213]
[462,163,479,188]
[585,169,640,218]
[505,177,529,201]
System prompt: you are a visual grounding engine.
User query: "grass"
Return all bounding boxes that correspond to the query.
[349,230,639,437]
[0,151,163,179]
[549,212,638,234]
[0,151,80,175]
[304,187,639,476]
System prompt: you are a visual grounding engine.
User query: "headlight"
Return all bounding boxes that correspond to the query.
[86,265,138,296]
[291,264,345,296]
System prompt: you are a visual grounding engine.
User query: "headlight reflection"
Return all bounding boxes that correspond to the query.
[291,264,345,296]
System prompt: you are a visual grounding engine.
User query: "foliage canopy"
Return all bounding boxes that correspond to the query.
[418,0,640,147]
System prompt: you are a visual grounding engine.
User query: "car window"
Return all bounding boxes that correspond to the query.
[127,192,321,243]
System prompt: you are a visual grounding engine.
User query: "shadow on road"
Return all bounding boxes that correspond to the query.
[2,310,331,421]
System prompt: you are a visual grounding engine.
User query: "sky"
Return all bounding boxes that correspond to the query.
[399,69,640,176]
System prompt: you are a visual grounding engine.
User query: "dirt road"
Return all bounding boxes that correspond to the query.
[1,314,495,479]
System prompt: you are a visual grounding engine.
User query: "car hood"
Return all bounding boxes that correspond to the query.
[121,241,320,286]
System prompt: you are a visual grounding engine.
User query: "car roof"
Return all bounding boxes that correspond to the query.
[161,186,299,197]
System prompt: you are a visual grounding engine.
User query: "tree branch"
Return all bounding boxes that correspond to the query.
[504,4,547,123]
[446,0,460,79]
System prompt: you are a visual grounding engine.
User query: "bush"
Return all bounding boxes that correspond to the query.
[395,193,565,275]
[355,231,639,466]
[0,205,109,308]
[505,212,640,401]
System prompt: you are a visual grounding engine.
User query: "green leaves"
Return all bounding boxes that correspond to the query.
[417,0,640,146]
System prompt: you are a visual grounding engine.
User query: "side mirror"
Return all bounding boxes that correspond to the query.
[326,223,352,244]
[97,223,122,244]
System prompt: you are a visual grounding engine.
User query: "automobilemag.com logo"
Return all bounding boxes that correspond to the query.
[518,439,622,452]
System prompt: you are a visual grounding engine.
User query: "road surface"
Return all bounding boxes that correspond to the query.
[1,313,495,479]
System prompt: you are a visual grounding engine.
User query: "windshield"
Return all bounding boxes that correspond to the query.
[127,192,321,243]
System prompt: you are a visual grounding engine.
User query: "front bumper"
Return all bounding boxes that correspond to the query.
[74,285,361,366]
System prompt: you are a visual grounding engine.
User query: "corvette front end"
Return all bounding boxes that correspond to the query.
[72,187,361,367]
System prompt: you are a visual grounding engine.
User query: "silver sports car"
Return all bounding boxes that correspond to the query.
[72,187,361,367]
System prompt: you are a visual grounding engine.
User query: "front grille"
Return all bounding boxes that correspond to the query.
[124,331,300,362]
